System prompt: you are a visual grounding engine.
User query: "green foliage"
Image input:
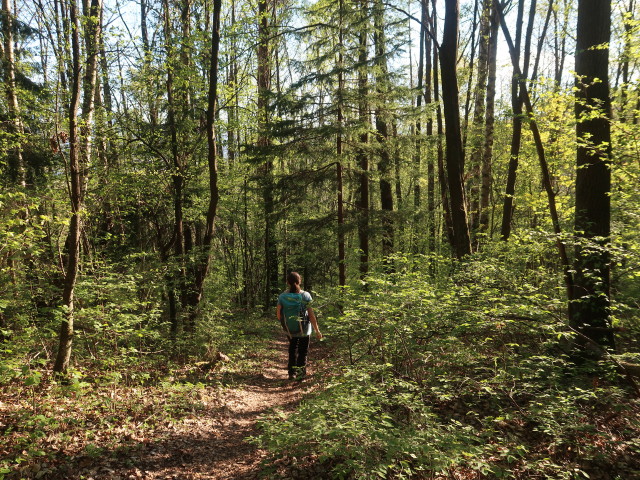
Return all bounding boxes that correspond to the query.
[0,311,273,478]
[256,241,640,479]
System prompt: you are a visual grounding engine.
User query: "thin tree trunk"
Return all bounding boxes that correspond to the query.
[163,0,185,335]
[553,0,569,86]
[183,0,222,326]
[2,0,25,187]
[440,0,471,258]
[477,4,499,239]
[140,0,158,126]
[257,0,278,307]
[373,0,394,263]
[357,0,370,279]
[462,0,480,148]
[501,0,548,240]
[495,0,572,298]
[54,0,101,373]
[620,0,635,121]
[80,0,101,197]
[425,2,436,249]
[467,0,491,236]
[414,0,426,210]
[337,0,346,286]
[227,0,238,164]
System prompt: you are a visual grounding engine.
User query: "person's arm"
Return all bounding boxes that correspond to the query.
[308,307,323,339]
[277,303,290,336]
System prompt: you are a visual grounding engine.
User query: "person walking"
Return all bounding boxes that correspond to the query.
[277,272,323,380]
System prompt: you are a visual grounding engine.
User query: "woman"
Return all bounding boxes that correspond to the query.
[276,272,323,380]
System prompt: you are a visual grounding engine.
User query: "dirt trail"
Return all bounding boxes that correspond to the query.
[97,336,322,480]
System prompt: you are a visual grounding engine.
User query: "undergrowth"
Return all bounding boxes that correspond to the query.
[0,308,272,479]
[256,236,640,479]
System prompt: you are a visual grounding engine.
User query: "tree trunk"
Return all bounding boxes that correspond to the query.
[183,0,222,326]
[461,0,480,148]
[227,0,238,164]
[80,0,101,196]
[163,0,185,336]
[257,0,279,307]
[54,0,101,373]
[477,4,499,240]
[140,0,158,126]
[425,2,436,249]
[439,0,471,258]
[553,0,569,87]
[336,0,346,286]
[619,0,635,121]
[373,0,394,263]
[414,0,426,211]
[467,0,491,233]
[495,0,572,298]
[431,0,454,249]
[357,0,370,279]
[571,0,614,350]
[2,0,25,187]
[501,0,548,240]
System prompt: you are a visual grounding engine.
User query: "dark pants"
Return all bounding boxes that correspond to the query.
[288,336,310,377]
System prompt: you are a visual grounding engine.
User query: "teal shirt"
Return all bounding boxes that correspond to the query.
[278,290,313,337]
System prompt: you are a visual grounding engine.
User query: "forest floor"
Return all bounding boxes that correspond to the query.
[6,333,330,480]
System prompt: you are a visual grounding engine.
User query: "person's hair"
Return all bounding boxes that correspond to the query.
[287,271,301,293]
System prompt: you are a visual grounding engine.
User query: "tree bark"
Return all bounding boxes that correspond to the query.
[495,0,572,298]
[336,0,346,286]
[183,0,222,326]
[467,0,491,233]
[501,0,549,240]
[54,0,101,373]
[140,0,158,127]
[163,0,185,335]
[461,0,480,149]
[425,2,436,249]
[257,0,279,307]
[571,0,614,350]
[619,0,635,121]
[2,0,25,187]
[414,0,426,211]
[439,0,471,258]
[373,0,394,263]
[477,4,499,239]
[431,0,454,249]
[357,0,370,279]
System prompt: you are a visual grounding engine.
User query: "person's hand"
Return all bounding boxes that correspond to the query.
[317,332,324,340]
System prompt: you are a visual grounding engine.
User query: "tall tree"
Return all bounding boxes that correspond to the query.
[182,0,222,325]
[496,0,572,299]
[619,0,636,121]
[373,0,394,262]
[477,3,499,239]
[54,0,102,373]
[257,0,279,305]
[2,0,25,187]
[356,0,370,278]
[432,0,454,249]
[467,0,491,234]
[162,0,186,335]
[413,0,427,212]
[336,0,346,286]
[501,0,551,240]
[439,0,471,258]
[571,0,614,349]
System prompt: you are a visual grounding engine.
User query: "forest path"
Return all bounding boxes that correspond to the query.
[116,334,324,480]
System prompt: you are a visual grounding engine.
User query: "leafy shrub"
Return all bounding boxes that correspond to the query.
[256,242,640,479]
